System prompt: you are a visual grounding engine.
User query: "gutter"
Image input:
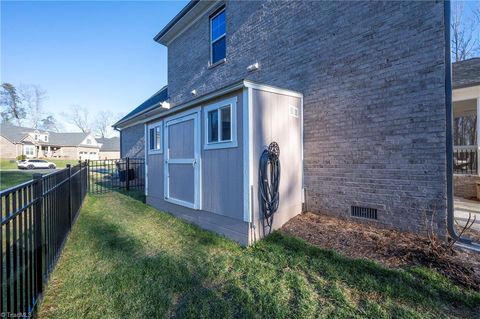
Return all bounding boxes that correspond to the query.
[113,80,303,130]
[153,0,199,43]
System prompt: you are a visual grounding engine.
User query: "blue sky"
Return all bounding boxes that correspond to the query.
[1,0,187,131]
[1,1,479,133]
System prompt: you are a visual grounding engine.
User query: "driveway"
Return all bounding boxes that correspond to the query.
[454,197,480,231]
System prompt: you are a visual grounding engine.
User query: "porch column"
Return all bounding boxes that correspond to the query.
[477,96,480,175]
[47,145,51,157]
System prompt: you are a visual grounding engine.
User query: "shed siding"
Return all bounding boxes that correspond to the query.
[146,91,248,244]
[249,89,303,241]
[167,1,447,234]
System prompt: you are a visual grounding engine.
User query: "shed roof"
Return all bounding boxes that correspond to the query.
[113,86,168,128]
[452,57,480,89]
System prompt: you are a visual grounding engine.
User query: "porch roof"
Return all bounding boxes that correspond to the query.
[453,57,480,89]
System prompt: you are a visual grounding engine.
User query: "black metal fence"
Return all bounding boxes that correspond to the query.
[1,162,87,317]
[454,147,478,175]
[87,158,144,194]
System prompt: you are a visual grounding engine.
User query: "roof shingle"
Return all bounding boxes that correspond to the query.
[452,57,480,89]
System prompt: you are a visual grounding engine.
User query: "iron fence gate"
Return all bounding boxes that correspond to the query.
[1,162,88,317]
[87,158,145,194]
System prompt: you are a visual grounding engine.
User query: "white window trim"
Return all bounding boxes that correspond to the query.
[147,120,163,154]
[24,145,35,156]
[210,8,226,65]
[203,96,237,150]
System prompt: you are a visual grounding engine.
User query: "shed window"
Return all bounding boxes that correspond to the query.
[148,121,163,154]
[204,97,237,150]
[210,9,226,64]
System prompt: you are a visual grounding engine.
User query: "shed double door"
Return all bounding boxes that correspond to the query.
[164,112,201,209]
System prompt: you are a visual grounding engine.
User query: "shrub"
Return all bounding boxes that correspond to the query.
[16,155,27,161]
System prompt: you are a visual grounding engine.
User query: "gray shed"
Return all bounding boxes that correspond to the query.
[144,80,303,245]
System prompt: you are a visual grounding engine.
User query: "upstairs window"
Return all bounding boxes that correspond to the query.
[210,8,226,64]
[86,139,92,145]
[148,121,163,154]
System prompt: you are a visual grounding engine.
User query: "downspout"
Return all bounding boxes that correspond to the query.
[444,0,463,243]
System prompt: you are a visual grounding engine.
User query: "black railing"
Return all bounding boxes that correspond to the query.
[87,158,144,194]
[454,147,478,175]
[1,162,88,317]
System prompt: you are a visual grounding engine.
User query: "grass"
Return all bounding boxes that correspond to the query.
[0,158,80,190]
[0,158,79,170]
[38,192,480,319]
[0,170,37,190]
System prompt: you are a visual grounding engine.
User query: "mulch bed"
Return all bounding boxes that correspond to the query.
[281,212,480,291]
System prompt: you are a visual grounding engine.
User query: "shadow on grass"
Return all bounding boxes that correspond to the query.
[39,194,480,319]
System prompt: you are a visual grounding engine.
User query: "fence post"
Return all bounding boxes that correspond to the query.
[78,160,83,199]
[32,173,43,296]
[86,159,90,194]
[67,164,72,227]
[126,157,130,191]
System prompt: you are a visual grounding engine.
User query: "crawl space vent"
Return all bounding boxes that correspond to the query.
[351,206,377,220]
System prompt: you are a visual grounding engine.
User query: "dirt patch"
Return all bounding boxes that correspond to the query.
[281,212,480,291]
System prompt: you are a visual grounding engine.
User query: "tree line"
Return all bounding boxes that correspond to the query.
[0,82,119,138]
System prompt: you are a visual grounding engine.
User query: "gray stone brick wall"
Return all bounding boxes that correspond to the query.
[166,1,447,234]
[121,123,145,158]
[454,175,480,200]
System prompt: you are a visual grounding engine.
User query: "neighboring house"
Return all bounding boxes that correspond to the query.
[97,137,120,159]
[114,1,450,245]
[0,124,101,160]
[452,57,480,200]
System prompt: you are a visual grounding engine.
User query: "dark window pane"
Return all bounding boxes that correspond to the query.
[150,128,155,150]
[211,11,225,40]
[454,115,477,146]
[220,106,231,141]
[212,37,226,64]
[208,110,218,142]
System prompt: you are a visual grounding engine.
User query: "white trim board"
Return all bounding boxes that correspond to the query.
[163,108,202,210]
[115,80,304,130]
[203,96,238,150]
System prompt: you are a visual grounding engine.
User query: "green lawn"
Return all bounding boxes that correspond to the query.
[0,170,36,190]
[0,158,79,170]
[38,193,480,319]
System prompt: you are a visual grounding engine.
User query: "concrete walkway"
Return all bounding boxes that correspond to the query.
[454,197,480,231]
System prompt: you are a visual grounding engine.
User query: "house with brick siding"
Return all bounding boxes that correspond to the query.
[0,124,102,160]
[114,1,453,245]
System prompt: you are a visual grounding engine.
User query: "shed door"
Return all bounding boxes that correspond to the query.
[164,112,201,209]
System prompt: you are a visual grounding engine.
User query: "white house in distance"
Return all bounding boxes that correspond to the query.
[452,58,480,200]
[0,124,102,160]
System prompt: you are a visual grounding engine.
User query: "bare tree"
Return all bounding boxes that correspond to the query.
[19,84,47,129]
[0,83,26,125]
[451,1,480,62]
[93,110,113,138]
[63,105,90,133]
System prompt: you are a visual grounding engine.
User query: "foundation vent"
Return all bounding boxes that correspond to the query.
[351,206,377,220]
